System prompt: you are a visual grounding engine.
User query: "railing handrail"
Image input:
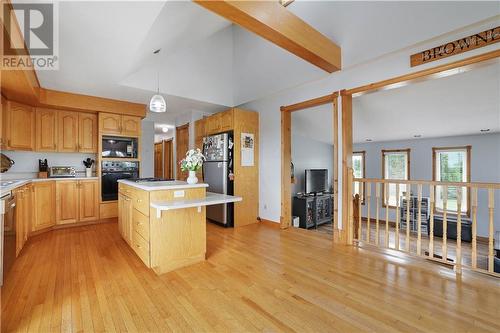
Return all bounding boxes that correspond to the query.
[353,177,500,189]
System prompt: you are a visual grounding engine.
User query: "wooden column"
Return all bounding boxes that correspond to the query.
[280,109,291,229]
[340,92,353,244]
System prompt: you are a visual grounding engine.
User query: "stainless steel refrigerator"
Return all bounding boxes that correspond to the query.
[203,132,234,227]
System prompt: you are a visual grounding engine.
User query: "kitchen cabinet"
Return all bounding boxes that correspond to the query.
[14,184,31,256]
[5,101,35,151]
[99,113,141,136]
[204,109,233,135]
[56,179,99,224]
[121,115,141,136]
[78,113,97,153]
[56,181,79,225]
[33,181,56,231]
[35,108,58,151]
[206,113,221,135]
[194,118,206,149]
[219,109,233,131]
[118,193,133,245]
[79,180,99,222]
[0,95,7,150]
[58,111,79,152]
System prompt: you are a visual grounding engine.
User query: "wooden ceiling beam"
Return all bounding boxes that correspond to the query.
[194,0,341,73]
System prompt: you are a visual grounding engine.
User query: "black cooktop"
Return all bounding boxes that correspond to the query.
[128,177,174,183]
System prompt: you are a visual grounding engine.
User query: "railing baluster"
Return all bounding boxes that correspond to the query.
[366,182,371,243]
[456,187,462,274]
[471,187,478,269]
[375,183,380,246]
[395,183,400,251]
[488,189,495,273]
[406,185,411,252]
[429,185,435,259]
[442,185,448,262]
[417,184,422,256]
[385,183,389,248]
[358,182,363,241]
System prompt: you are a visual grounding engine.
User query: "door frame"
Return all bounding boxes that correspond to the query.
[175,123,190,180]
[340,49,500,245]
[163,138,174,179]
[280,93,339,239]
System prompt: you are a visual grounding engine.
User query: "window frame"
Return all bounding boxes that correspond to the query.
[432,145,471,217]
[352,151,366,205]
[381,148,411,208]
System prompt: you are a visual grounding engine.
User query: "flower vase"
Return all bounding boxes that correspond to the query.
[187,170,198,184]
[86,168,92,178]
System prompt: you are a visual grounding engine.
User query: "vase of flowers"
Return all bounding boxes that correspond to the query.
[180,148,205,184]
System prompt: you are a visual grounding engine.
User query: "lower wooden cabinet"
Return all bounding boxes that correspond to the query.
[118,193,133,245]
[14,184,32,256]
[56,180,99,225]
[33,181,56,231]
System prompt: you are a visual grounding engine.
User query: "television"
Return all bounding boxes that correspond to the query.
[305,169,328,194]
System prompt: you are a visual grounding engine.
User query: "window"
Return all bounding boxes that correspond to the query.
[433,146,471,216]
[382,149,410,207]
[352,151,365,202]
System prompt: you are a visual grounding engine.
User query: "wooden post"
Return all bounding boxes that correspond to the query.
[471,187,478,269]
[488,189,495,273]
[347,169,354,245]
[353,194,360,240]
[395,183,400,250]
[417,184,422,256]
[366,182,371,243]
[405,185,411,252]
[375,183,380,246]
[456,187,462,274]
[429,185,435,258]
[442,185,448,262]
[385,183,389,248]
[341,92,353,244]
[358,182,362,241]
[280,109,291,229]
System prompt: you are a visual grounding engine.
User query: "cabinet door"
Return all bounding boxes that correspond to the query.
[15,188,25,256]
[119,195,133,244]
[0,95,7,150]
[99,113,121,134]
[206,114,221,135]
[58,111,79,152]
[33,181,56,231]
[121,115,141,136]
[79,180,99,222]
[219,109,233,131]
[35,108,58,151]
[78,113,97,153]
[6,101,35,150]
[56,181,79,225]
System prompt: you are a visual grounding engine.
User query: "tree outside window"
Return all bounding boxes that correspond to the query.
[382,149,410,207]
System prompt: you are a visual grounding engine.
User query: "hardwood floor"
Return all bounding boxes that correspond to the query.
[2,221,499,332]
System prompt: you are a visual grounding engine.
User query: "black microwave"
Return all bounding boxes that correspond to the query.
[102,136,138,158]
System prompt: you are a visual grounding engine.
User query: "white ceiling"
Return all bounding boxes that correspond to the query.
[32,1,500,124]
[292,61,500,144]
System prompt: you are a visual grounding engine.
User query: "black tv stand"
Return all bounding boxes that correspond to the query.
[293,193,333,229]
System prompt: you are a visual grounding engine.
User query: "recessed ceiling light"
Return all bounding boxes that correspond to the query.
[162,126,169,133]
[413,134,422,138]
[480,128,490,132]
[365,139,372,142]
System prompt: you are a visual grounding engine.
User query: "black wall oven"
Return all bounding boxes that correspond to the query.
[102,136,138,158]
[101,161,139,201]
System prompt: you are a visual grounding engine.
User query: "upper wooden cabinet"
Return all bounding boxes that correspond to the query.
[78,113,97,153]
[205,109,234,136]
[219,109,233,132]
[33,181,56,231]
[5,101,35,151]
[121,115,141,136]
[99,113,121,134]
[58,111,79,152]
[0,96,7,150]
[35,108,58,151]
[99,112,141,136]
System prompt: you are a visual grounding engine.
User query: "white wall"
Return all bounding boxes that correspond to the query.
[238,19,500,223]
[354,133,500,237]
[291,134,334,194]
[141,120,155,178]
[1,151,97,179]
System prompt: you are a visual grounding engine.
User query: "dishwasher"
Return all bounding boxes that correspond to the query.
[1,192,16,287]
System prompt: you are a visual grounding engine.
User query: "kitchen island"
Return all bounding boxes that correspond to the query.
[117,179,241,274]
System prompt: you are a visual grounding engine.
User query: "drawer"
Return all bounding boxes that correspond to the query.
[132,190,149,216]
[119,183,133,196]
[132,231,150,267]
[132,208,149,241]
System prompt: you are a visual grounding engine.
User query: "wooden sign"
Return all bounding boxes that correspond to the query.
[410,26,500,67]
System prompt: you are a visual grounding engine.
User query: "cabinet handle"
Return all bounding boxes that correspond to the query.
[137,199,142,203]
[7,139,11,147]
[136,222,142,226]
[135,244,141,249]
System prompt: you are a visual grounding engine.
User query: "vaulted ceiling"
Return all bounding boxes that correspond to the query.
[31,1,499,126]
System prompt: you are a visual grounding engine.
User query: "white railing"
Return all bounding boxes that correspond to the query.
[351,177,499,277]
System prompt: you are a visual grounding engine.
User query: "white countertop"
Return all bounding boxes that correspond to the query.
[0,177,99,197]
[150,192,242,218]
[118,179,209,191]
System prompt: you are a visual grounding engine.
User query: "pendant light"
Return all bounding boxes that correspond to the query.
[149,49,166,113]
